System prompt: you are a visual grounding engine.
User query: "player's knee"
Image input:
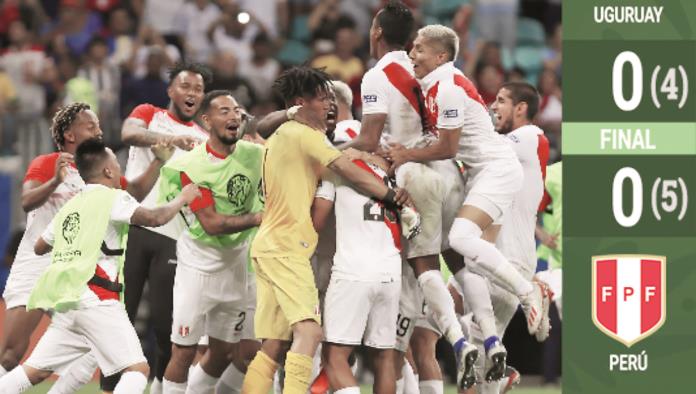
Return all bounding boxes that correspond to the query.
[0,346,25,369]
[292,320,323,345]
[170,343,197,364]
[448,218,483,256]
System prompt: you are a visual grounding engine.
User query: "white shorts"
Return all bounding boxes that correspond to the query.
[25,303,146,377]
[196,276,257,346]
[415,303,442,336]
[2,255,50,309]
[171,263,252,346]
[324,277,400,349]
[463,159,523,222]
[395,264,425,353]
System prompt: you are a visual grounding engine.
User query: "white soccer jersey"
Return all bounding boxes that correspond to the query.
[420,62,515,169]
[332,119,361,143]
[496,125,549,274]
[361,51,428,149]
[317,161,402,282]
[124,104,208,240]
[42,185,141,308]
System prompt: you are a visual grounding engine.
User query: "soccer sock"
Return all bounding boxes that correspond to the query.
[402,362,419,394]
[113,371,148,394]
[186,363,218,394]
[419,380,444,394]
[0,366,32,392]
[163,378,188,394]
[48,352,98,394]
[242,351,278,394]
[334,387,360,394]
[150,377,163,394]
[458,270,498,341]
[283,352,313,394]
[396,378,405,394]
[449,218,533,297]
[0,364,7,378]
[216,363,245,394]
[417,270,464,345]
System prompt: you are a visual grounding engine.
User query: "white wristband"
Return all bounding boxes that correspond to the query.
[286,105,301,120]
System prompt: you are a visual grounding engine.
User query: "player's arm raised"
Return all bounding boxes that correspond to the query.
[21,153,73,212]
[125,142,176,201]
[256,109,290,139]
[338,113,386,153]
[386,126,460,169]
[312,179,336,232]
[131,184,201,227]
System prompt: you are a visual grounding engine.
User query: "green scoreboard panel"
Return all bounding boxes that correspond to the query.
[564,1,696,393]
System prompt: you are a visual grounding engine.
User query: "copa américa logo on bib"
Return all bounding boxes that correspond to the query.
[592,255,666,347]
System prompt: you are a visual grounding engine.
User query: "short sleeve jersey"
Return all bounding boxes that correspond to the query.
[251,121,341,259]
[361,51,427,149]
[42,185,140,307]
[124,104,208,240]
[420,62,515,169]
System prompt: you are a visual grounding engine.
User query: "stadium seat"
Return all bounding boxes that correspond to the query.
[276,40,311,66]
[514,46,544,85]
[423,0,469,21]
[516,17,546,47]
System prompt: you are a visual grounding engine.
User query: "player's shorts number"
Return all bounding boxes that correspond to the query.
[396,313,411,337]
[234,311,246,332]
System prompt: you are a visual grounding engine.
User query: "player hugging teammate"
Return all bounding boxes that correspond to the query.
[0,2,554,394]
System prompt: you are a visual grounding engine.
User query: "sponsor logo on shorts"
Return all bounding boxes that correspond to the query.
[363,94,377,103]
[178,325,190,337]
[443,109,458,118]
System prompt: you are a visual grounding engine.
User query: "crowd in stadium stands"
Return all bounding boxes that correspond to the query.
[0,0,562,386]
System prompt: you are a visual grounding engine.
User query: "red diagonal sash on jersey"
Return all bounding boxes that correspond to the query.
[345,128,357,139]
[352,159,402,250]
[382,62,422,114]
[453,74,487,109]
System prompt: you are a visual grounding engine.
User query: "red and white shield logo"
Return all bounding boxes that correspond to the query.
[592,255,666,347]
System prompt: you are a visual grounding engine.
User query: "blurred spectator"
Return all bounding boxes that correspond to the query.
[174,0,221,63]
[311,25,364,84]
[0,68,18,155]
[130,26,181,80]
[0,20,52,118]
[139,0,186,37]
[307,0,356,42]
[0,0,49,37]
[339,0,378,38]
[208,50,257,110]
[506,66,527,82]
[41,0,103,56]
[237,0,289,39]
[536,68,562,128]
[106,7,136,68]
[121,49,170,116]
[474,0,519,51]
[239,33,281,102]
[60,55,98,109]
[543,23,562,77]
[78,36,121,145]
[475,63,504,106]
[208,2,265,65]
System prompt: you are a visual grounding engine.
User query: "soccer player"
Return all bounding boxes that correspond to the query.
[0,138,199,393]
[313,138,401,394]
[114,61,212,392]
[241,66,411,394]
[340,2,476,388]
[158,90,264,394]
[388,25,547,383]
[0,103,172,392]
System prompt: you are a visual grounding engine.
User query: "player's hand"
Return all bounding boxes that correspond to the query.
[253,212,263,226]
[151,141,175,163]
[393,187,413,208]
[180,184,202,204]
[52,152,74,185]
[538,231,558,249]
[385,143,410,173]
[171,135,201,151]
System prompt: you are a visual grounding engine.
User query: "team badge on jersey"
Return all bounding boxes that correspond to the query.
[62,212,81,245]
[592,255,666,347]
[443,109,458,118]
[363,94,377,103]
[227,174,252,209]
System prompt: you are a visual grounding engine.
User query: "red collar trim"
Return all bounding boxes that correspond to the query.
[206,143,228,159]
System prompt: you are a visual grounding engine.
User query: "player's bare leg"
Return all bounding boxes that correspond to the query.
[367,347,396,394]
[410,327,443,394]
[0,307,44,372]
[217,339,260,393]
[323,343,356,391]
[163,343,197,392]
